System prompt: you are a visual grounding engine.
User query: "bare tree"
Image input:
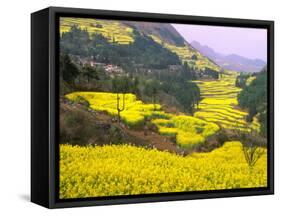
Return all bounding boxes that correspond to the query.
[234,127,266,170]
[112,76,131,122]
[116,93,125,122]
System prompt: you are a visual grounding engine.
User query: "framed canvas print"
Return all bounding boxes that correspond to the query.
[31,6,274,208]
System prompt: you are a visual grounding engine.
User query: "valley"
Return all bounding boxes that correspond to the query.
[58,17,268,199]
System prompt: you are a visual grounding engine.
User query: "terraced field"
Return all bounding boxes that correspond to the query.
[60,17,134,44]
[66,92,219,150]
[194,72,260,130]
[60,17,220,72]
[149,35,220,72]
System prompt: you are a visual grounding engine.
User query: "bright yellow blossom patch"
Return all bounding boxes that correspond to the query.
[194,72,260,131]
[60,142,267,199]
[66,92,220,149]
[66,92,161,127]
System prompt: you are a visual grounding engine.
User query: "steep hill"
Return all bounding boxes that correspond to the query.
[60,17,221,72]
[122,21,186,46]
[123,21,220,72]
[60,17,134,44]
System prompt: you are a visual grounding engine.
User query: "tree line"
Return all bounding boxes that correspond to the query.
[60,26,181,71]
[60,25,203,117]
[238,68,267,136]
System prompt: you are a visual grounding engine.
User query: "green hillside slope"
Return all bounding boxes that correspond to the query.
[60,17,221,72]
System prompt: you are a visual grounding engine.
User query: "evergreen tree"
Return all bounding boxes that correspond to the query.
[60,54,79,84]
[82,64,99,83]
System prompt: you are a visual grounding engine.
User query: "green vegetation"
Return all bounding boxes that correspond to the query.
[60,102,126,145]
[59,17,268,199]
[66,92,218,149]
[144,79,161,111]
[61,26,181,69]
[238,68,267,136]
[60,17,134,44]
[149,34,220,72]
[60,54,79,84]
[66,92,162,128]
[235,73,251,88]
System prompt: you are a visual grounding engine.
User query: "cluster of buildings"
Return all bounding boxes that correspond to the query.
[76,56,124,76]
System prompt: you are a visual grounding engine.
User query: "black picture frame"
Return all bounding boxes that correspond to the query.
[31,6,274,209]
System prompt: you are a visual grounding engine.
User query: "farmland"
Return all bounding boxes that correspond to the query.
[194,72,260,131]
[59,17,268,199]
[60,17,134,44]
[149,34,220,72]
[66,92,219,150]
[60,141,267,198]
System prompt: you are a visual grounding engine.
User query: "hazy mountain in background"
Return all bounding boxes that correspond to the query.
[191,41,266,73]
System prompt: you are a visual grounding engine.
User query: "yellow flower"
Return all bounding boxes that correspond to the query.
[59,142,267,199]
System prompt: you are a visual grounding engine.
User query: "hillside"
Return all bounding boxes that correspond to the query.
[149,34,220,72]
[122,21,186,46]
[191,41,266,73]
[65,92,219,151]
[60,17,221,73]
[59,17,268,199]
[60,17,134,44]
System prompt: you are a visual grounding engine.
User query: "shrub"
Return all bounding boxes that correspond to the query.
[233,129,267,169]
[60,108,96,145]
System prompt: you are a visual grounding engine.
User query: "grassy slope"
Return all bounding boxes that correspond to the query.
[60,17,220,72]
[60,141,267,198]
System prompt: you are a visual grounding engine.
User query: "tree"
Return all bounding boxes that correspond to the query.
[191,54,198,60]
[171,81,201,115]
[60,25,90,56]
[82,64,99,83]
[131,77,140,96]
[144,80,160,110]
[238,68,267,136]
[234,128,266,171]
[204,67,219,79]
[235,73,250,88]
[60,54,79,84]
[112,76,131,122]
[181,62,194,80]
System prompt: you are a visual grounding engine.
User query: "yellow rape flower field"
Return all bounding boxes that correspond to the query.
[66,92,219,149]
[194,72,260,131]
[60,17,134,45]
[60,142,267,199]
[62,74,267,199]
[149,35,220,72]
